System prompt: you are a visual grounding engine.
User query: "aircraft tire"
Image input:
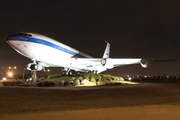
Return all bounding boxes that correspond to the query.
[68,71,72,76]
[61,71,66,76]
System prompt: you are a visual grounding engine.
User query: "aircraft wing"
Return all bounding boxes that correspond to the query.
[69,58,177,69]
[69,58,141,67]
[67,58,142,73]
[107,58,141,67]
[38,58,176,68]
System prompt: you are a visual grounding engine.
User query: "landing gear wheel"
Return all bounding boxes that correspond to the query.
[68,71,72,76]
[61,71,72,76]
[61,71,66,76]
[30,64,38,70]
[66,72,69,76]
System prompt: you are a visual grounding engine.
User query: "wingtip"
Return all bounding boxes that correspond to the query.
[105,40,110,44]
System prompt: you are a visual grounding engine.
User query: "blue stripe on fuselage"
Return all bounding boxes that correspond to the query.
[7,36,87,58]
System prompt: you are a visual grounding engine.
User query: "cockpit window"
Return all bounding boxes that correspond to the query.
[17,32,32,37]
[27,34,32,37]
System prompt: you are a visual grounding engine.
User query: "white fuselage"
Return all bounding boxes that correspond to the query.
[6,32,142,73]
[6,32,106,72]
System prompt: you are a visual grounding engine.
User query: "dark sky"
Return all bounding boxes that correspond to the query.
[0,0,180,76]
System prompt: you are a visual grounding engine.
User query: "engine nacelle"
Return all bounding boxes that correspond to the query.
[27,63,45,71]
[101,58,114,69]
[101,59,106,66]
[140,58,149,68]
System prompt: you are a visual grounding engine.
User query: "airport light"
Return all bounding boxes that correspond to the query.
[2,77,6,81]
[8,72,13,77]
[9,66,17,70]
[44,69,50,75]
[8,66,17,79]
[128,77,132,81]
[29,78,32,81]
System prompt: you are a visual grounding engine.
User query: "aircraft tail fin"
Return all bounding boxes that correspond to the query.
[103,41,110,58]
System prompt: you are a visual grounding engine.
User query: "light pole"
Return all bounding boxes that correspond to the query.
[1,67,4,78]
[13,67,16,79]
[23,68,26,79]
[43,69,46,75]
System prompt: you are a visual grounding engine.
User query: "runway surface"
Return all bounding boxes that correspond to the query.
[1,105,180,120]
[1,83,180,120]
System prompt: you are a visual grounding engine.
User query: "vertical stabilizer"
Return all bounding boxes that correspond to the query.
[103,41,110,58]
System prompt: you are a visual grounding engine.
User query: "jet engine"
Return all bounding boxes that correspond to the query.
[101,59,106,66]
[101,58,114,69]
[27,63,45,71]
[140,58,149,68]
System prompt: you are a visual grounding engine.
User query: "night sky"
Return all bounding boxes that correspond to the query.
[0,0,180,76]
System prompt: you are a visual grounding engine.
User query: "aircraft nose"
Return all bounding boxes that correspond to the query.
[5,35,14,42]
[5,36,9,41]
[5,35,19,44]
[5,35,18,47]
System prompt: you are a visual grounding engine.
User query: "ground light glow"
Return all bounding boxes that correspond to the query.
[128,77,132,81]
[78,81,139,86]
[8,72,13,77]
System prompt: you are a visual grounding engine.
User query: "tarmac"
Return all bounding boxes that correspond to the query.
[1,82,180,120]
[1,105,180,120]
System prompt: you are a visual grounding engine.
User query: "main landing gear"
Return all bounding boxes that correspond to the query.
[27,59,39,84]
[61,68,72,76]
[88,70,98,74]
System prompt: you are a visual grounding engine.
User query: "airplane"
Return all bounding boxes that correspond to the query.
[6,32,176,77]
